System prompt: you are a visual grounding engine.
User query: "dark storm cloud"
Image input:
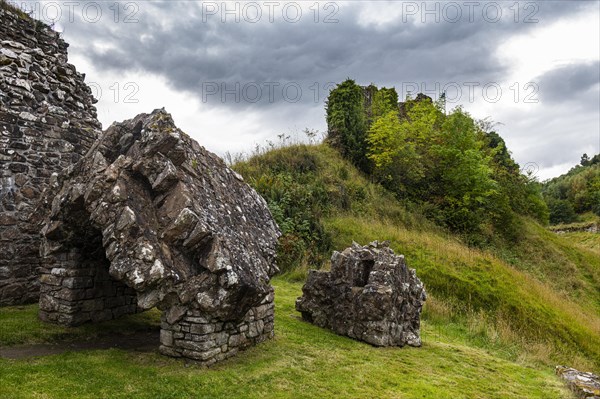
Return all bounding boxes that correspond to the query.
[536,61,600,109]
[14,0,590,178]
[49,0,594,110]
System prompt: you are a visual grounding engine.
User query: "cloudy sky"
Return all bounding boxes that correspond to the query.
[17,0,600,180]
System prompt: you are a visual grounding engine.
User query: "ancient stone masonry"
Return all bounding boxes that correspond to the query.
[556,366,600,399]
[39,109,280,364]
[296,241,426,347]
[0,4,101,305]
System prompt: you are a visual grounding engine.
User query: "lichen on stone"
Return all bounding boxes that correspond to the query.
[296,241,426,347]
[38,109,281,364]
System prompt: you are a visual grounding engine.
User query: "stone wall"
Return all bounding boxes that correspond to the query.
[159,290,274,366]
[0,3,101,305]
[556,366,600,399]
[39,244,138,326]
[296,241,426,347]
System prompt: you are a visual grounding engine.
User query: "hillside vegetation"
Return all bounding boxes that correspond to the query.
[325,80,548,245]
[1,78,597,397]
[234,143,600,372]
[233,80,599,375]
[542,154,600,224]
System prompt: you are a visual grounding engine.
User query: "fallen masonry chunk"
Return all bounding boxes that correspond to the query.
[296,241,426,347]
[556,366,600,399]
[38,109,281,365]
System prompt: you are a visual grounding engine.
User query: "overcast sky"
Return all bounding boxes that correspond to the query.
[16,0,600,180]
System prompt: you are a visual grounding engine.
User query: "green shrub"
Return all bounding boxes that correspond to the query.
[546,198,577,224]
[542,160,600,222]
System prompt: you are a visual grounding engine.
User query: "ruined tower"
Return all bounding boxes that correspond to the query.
[0,3,101,305]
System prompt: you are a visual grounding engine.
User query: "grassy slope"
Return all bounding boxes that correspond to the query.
[326,217,600,370]
[0,280,573,399]
[504,221,600,315]
[236,144,600,371]
[558,231,600,254]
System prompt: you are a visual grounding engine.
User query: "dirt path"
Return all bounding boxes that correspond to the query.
[0,329,159,359]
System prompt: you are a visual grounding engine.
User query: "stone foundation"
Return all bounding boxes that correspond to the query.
[296,241,426,347]
[159,290,274,366]
[39,248,138,326]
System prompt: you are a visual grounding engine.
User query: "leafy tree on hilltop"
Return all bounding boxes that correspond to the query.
[429,107,498,233]
[327,80,552,242]
[326,79,369,172]
[370,87,399,121]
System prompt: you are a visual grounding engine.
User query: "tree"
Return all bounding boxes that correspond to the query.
[366,109,423,195]
[367,96,442,198]
[367,110,402,172]
[371,87,399,122]
[581,153,591,167]
[542,158,600,222]
[326,79,369,172]
[481,130,549,226]
[429,107,497,232]
[329,79,557,241]
[546,198,577,224]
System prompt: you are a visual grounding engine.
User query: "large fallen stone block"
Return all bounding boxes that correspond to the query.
[38,109,280,364]
[296,241,426,347]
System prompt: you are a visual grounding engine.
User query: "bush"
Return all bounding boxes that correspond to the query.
[542,160,600,223]
[546,198,577,224]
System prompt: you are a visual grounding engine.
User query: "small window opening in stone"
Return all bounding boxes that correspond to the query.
[355,259,374,287]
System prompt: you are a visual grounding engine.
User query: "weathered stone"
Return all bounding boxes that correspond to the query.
[2,5,278,366]
[191,323,215,335]
[160,329,174,347]
[296,241,426,347]
[556,366,600,399]
[38,109,280,364]
[0,6,101,306]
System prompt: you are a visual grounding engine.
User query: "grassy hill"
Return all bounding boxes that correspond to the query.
[234,143,600,372]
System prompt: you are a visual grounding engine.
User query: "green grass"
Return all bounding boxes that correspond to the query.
[503,221,600,315]
[557,231,600,254]
[548,219,598,232]
[238,144,434,229]
[1,143,596,397]
[0,279,574,399]
[0,307,161,346]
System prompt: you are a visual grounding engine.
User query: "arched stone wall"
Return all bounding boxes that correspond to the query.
[39,201,138,325]
[39,110,280,365]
